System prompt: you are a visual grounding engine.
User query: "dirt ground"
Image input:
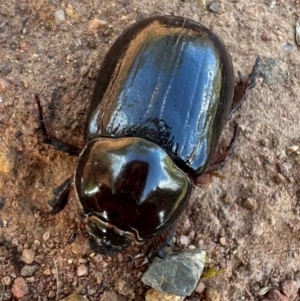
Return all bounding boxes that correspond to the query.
[0,0,300,300]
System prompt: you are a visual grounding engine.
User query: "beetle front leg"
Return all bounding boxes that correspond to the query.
[47,177,73,214]
[228,56,260,119]
[146,227,175,262]
[194,124,239,187]
[33,177,73,215]
[35,95,82,156]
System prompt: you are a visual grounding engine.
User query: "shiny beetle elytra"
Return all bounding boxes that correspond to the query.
[35,16,258,257]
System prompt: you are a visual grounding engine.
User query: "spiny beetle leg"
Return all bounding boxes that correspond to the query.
[35,95,82,156]
[68,230,89,244]
[146,227,175,262]
[48,177,73,214]
[206,123,239,172]
[228,56,260,119]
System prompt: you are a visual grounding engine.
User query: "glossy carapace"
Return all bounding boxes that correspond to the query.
[36,15,257,257]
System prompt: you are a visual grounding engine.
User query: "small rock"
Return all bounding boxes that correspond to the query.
[36,280,44,293]
[204,288,220,301]
[115,278,135,299]
[282,42,295,53]
[179,235,190,246]
[61,293,86,301]
[142,249,206,296]
[77,264,88,276]
[43,268,51,275]
[280,280,299,300]
[241,198,258,211]
[42,230,50,241]
[2,276,11,286]
[0,78,10,92]
[287,145,299,153]
[21,249,35,264]
[87,289,96,295]
[21,265,39,277]
[195,282,205,294]
[145,289,184,301]
[274,173,286,184]
[66,4,78,19]
[62,94,72,104]
[12,277,29,299]
[88,18,107,32]
[95,273,103,285]
[296,23,300,46]
[55,9,65,22]
[117,253,124,262]
[267,289,288,301]
[207,1,224,13]
[219,237,226,246]
[101,291,127,301]
[71,234,91,255]
[48,290,56,299]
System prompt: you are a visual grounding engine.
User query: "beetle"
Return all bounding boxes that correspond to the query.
[35,15,258,258]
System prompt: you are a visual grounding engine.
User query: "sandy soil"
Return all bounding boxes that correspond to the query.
[0,0,300,300]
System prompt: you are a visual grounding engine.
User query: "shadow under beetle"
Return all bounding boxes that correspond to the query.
[35,16,259,258]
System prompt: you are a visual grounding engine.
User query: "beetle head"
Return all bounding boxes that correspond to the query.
[87,215,133,256]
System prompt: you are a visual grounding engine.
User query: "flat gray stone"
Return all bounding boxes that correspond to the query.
[142,249,206,296]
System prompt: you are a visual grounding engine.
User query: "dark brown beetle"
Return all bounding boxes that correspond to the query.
[35,16,258,257]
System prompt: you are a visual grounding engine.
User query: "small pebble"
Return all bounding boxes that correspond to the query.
[0,78,10,93]
[43,268,51,275]
[88,18,107,32]
[115,278,135,299]
[296,23,300,46]
[2,276,11,286]
[274,173,286,184]
[48,290,56,299]
[12,277,29,299]
[21,264,39,277]
[207,1,224,13]
[66,4,78,19]
[21,249,35,264]
[241,198,258,211]
[287,145,299,153]
[195,282,205,294]
[37,280,44,293]
[145,289,184,301]
[280,280,299,300]
[219,237,226,246]
[77,264,88,276]
[179,235,190,246]
[267,289,288,301]
[282,42,295,53]
[95,274,103,285]
[117,253,124,262]
[61,293,86,301]
[204,288,220,301]
[62,94,72,104]
[42,230,50,241]
[55,9,66,22]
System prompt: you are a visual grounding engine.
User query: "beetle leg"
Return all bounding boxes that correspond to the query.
[228,56,260,119]
[47,177,73,214]
[35,95,82,156]
[146,227,175,262]
[33,178,73,216]
[195,124,239,187]
[68,230,81,244]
